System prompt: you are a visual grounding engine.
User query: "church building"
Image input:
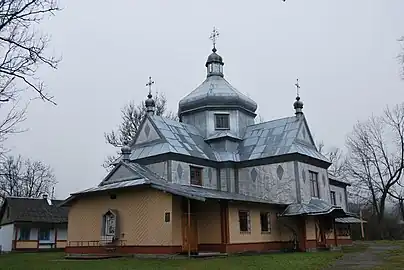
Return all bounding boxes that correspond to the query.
[62,32,359,255]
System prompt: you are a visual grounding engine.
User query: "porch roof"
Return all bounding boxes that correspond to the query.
[281,198,348,218]
[60,161,284,207]
[335,217,367,224]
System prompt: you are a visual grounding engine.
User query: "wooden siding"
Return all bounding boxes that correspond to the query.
[67,188,174,246]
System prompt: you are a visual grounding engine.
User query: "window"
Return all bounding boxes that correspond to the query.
[238,210,251,233]
[309,171,319,198]
[260,212,271,233]
[164,212,171,223]
[330,191,336,205]
[38,228,50,241]
[19,228,30,240]
[215,114,230,130]
[190,166,202,186]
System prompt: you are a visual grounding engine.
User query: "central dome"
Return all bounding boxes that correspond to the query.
[178,48,257,117]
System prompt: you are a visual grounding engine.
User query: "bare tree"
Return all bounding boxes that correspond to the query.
[104,92,177,168]
[0,154,56,200]
[0,0,60,104]
[0,101,26,156]
[0,0,61,156]
[345,103,404,224]
[316,140,347,179]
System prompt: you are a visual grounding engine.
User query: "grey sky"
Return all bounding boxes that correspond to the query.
[4,0,404,199]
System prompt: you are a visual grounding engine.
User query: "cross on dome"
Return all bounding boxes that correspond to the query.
[209,27,220,52]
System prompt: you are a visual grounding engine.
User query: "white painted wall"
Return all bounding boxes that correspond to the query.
[298,162,330,204]
[171,160,218,189]
[238,162,297,204]
[0,224,14,252]
[56,226,67,240]
[330,184,347,211]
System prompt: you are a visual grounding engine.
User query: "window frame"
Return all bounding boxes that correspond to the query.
[19,227,30,240]
[238,210,251,233]
[330,191,336,205]
[260,212,271,233]
[38,228,50,241]
[190,166,203,186]
[214,113,230,130]
[164,212,171,223]
[309,171,320,198]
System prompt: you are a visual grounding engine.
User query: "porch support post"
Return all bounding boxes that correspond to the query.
[333,218,338,247]
[220,200,229,252]
[13,226,18,250]
[298,217,306,251]
[187,198,191,258]
[54,225,58,249]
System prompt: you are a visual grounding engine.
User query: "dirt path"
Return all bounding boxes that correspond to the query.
[326,243,398,269]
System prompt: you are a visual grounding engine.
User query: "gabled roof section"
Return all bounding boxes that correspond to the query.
[99,162,143,186]
[127,114,328,165]
[0,197,68,225]
[295,116,316,148]
[130,116,217,161]
[238,115,329,164]
[131,116,165,147]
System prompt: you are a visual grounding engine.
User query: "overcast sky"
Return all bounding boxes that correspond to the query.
[4,0,404,199]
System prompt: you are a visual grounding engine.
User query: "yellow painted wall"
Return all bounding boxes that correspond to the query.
[171,196,182,246]
[15,241,37,249]
[68,188,175,246]
[228,203,293,243]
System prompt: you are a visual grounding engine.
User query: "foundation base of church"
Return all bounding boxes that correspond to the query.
[65,239,353,256]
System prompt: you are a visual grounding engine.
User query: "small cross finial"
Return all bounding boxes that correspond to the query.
[146,76,154,96]
[295,78,300,97]
[209,27,220,51]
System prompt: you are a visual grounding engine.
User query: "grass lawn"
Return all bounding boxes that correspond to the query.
[373,240,404,270]
[0,251,343,270]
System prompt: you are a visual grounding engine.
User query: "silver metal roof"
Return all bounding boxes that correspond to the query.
[281,198,347,217]
[238,116,329,162]
[67,161,282,205]
[130,116,217,161]
[129,115,329,164]
[178,75,258,115]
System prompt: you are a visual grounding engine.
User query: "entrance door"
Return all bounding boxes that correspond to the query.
[182,213,198,254]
